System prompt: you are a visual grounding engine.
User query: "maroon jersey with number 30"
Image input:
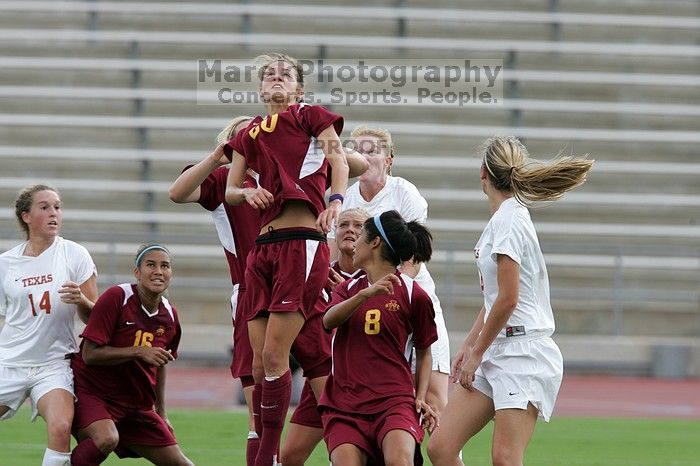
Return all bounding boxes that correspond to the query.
[72,284,181,409]
[319,271,437,415]
[224,103,343,226]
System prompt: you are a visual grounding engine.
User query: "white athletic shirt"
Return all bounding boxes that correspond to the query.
[474,197,555,340]
[0,236,96,366]
[333,176,444,314]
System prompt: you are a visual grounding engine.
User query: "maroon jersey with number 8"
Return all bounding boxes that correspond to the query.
[319,271,437,415]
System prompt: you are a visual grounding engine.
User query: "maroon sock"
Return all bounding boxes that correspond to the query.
[71,438,108,465]
[252,383,263,438]
[246,435,261,466]
[255,370,292,466]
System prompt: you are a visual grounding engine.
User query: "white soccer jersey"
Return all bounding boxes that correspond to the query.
[0,237,96,366]
[474,197,555,340]
[335,176,444,314]
[332,176,428,235]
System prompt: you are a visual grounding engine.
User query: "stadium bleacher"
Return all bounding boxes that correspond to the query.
[1,0,698,373]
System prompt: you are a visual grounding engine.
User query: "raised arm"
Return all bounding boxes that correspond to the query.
[168,146,229,203]
[344,147,369,178]
[316,125,349,234]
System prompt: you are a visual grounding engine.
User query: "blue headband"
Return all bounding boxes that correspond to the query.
[135,245,169,266]
[373,215,396,254]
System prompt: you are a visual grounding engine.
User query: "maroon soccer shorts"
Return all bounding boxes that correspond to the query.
[321,402,424,465]
[245,227,330,320]
[73,390,177,458]
[230,286,254,384]
[291,310,332,378]
[290,380,322,429]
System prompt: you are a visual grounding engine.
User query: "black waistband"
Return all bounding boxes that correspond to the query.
[255,227,327,245]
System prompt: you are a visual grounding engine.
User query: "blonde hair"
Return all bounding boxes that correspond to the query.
[481,136,593,205]
[338,207,371,222]
[216,116,253,144]
[351,125,394,175]
[255,53,304,87]
[15,184,59,239]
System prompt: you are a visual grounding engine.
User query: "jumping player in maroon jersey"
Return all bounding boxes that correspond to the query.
[321,210,439,466]
[219,52,350,466]
[169,115,263,465]
[281,208,370,466]
[70,244,192,466]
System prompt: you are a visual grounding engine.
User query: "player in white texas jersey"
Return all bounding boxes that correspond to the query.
[0,185,97,466]
[329,125,452,416]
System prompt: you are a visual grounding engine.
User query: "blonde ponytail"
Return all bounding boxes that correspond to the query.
[481,136,593,205]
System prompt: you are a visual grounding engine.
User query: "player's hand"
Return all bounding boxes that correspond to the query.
[450,349,466,383]
[327,268,344,291]
[457,352,482,391]
[361,273,401,298]
[137,347,175,367]
[316,200,341,234]
[416,398,439,434]
[58,281,84,305]
[209,143,230,166]
[243,187,274,209]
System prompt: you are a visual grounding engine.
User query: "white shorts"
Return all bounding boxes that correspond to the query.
[473,335,563,422]
[430,311,450,373]
[0,359,74,421]
[411,311,450,374]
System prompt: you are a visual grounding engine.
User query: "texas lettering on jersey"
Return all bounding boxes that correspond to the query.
[20,274,53,287]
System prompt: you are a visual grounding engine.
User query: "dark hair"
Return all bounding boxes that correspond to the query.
[15,184,59,239]
[363,210,433,266]
[134,243,171,267]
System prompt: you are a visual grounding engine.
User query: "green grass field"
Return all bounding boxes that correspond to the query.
[1,407,698,465]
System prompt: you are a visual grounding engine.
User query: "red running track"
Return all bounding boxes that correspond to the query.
[165,367,700,419]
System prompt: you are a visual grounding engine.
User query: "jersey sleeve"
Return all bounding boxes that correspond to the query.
[490,213,525,265]
[68,241,97,286]
[167,310,182,358]
[80,285,123,346]
[196,166,227,211]
[398,180,428,224]
[409,285,438,350]
[223,119,254,161]
[325,279,353,312]
[299,104,344,138]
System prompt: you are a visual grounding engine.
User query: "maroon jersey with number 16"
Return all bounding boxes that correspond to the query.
[71,284,181,410]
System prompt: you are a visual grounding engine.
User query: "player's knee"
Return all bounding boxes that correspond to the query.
[172,456,194,466]
[384,452,413,466]
[492,444,520,466]
[427,434,454,464]
[261,346,287,373]
[93,429,119,453]
[280,450,305,466]
[46,417,72,446]
[251,359,265,383]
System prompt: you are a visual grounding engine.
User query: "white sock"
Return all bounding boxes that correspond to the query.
[42,448,70,466]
